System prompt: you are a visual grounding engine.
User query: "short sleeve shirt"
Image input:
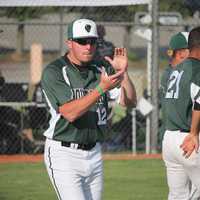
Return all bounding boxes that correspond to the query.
[41,55,118,144]
[163,58,200,131]
[160,65,173,131]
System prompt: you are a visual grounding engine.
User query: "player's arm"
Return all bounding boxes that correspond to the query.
[180,108,200,158]
[159,69,169,100]
[180,80,200,158]
[59,71,123,122]
[105,48,137,108]
[119,72,137,107]
[190,108,200,144]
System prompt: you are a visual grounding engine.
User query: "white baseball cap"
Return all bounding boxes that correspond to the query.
[67,19,98,39]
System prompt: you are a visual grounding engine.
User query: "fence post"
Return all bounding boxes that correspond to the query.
[29,43,42,100]
[150,0,159,153]
[59,7,64,55]
[131,109,136,154]
[146,38,152,154]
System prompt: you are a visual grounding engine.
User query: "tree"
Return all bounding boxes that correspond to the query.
[79,5,146,51]
[1,7,52,56]
[159,0,192,17]
[184,0,200,13]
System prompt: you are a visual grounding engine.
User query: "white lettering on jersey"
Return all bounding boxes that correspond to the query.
[165,70,184,99]
[71,88,104,103]
[96,107,107,125]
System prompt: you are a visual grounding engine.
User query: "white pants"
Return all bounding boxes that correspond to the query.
[162,130,200,200]
[44,138,103,200]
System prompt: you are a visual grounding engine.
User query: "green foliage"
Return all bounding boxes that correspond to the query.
[2,7,40,21]
[0,1,193,23]
[128,51,140,61]
[81,1,193,22]
[0,0,194,23]
[81,5,147,22]
[159,0,192,17]
[1,7,59,21]
[0,159,167,200]
[111,104,127,124]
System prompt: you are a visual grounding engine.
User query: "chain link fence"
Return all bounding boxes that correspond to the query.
[0,5,200,154]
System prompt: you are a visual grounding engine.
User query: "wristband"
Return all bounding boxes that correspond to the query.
[96,85,104,96]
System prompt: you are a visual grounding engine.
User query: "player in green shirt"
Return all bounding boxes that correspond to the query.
[162,27,200,200]
[160,32,189,99]
[42,18,137,200]
[160,32,189,141]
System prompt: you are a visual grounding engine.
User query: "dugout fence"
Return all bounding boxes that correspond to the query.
[0,0,199,154]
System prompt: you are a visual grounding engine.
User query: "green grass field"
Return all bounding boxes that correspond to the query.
[0,159,168,200]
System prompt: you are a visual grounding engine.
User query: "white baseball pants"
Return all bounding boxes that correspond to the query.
[162,130,200,200]
[44,138,103,200]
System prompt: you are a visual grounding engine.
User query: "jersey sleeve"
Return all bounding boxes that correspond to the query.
[41,66,73,111]
[159,72,166,104]
[191,67,200,109]
[160,72,166,95]
[160,68,171,98]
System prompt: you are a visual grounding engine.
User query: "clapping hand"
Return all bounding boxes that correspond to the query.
[105,48,128,74]
[99,67,123,92]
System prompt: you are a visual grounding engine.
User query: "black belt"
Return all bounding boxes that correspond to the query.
[169,129,190,132]
[180,129,190,132]
[61,141,96,151]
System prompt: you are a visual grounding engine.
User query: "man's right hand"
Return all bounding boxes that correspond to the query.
[180,133,199,158]
[99,69,123,92]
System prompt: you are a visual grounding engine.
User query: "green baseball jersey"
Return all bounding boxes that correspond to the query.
[163,58,200,131]
[41,55,118,144]
[160,64,173,133]
[160,64,173,100]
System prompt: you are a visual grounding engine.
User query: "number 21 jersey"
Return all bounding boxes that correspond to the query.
[164,58,200,131]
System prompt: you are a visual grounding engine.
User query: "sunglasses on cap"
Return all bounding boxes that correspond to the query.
[72,38,97,45]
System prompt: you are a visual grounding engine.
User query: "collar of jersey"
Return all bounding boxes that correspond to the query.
[62,54,99,83]
[62,53,93,73]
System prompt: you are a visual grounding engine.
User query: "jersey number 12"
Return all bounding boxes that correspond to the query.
[96,107,107,125]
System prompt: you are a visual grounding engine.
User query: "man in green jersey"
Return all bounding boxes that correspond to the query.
[160,32,189,143]
[162,27,200,200]
[41,18,137,200]
[161,32,200,200]
[160,32,189,100]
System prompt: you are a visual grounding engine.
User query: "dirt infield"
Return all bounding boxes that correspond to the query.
[0,154,162,164]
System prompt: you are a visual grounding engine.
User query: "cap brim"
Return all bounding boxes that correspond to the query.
[72,35,98,39]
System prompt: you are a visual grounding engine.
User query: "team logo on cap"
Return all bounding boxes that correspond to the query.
[85,24,91,32]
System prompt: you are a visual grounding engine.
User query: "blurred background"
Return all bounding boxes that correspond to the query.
[0,0,200,155]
